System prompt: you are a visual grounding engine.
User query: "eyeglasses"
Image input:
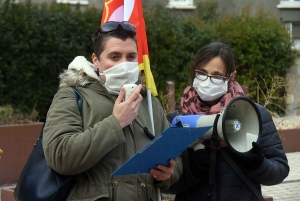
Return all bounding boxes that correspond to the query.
[195,70,228,84]
[100,21,136,34]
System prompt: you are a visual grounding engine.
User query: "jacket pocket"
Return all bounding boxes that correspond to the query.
[138,182,147,201]
[68,184,109,201]
[69,192,109,201]
[89,192,109,201]
[138,182,158,201]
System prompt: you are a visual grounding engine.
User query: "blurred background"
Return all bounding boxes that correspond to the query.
[0,0,299,123]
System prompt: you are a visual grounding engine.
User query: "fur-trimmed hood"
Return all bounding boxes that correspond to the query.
[59,56,100,88]
[59,56,147,95]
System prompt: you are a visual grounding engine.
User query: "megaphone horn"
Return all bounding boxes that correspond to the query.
[171,96,262,153]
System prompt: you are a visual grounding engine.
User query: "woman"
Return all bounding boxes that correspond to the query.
[42,21,182,200]
[169,42,289,200]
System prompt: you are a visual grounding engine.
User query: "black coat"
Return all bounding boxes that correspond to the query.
[168,104,289,201]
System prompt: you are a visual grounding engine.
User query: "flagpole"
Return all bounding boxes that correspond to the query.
[146,89,162,201]
[147,89,155,135]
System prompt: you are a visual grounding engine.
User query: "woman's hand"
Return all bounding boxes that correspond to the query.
[150,159,175,181]
[113,84,143,128]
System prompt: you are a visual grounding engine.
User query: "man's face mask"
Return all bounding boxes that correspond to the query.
[99,62,139,95]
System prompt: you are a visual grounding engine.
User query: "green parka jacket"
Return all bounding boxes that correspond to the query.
[42,56,182,201]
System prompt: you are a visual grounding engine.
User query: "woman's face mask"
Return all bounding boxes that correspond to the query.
[99,62,139,95]
[193,77,228,101]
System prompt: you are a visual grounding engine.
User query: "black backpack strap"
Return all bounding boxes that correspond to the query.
[37,87,83,140]
[205,112,264,201]
[219,149,264,201]
[204,114,221,201]
[182,148,192,197]
[71,87,83,116]
[15,88,83,201]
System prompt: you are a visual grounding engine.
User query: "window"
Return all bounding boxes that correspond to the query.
[294,40,300,50]
[277,0,300,8]
[56,0,89,5]
[166,0,196,9]
[286,23,300,50]
[286,23,293,38]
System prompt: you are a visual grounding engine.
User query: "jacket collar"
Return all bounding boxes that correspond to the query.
[59,56,100,88]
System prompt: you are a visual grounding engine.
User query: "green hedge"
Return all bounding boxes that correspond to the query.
[145,3,218,104]
[0,0,297,120]
[145,3,297,114]
[214,5,297,113]
[0,0,101,119]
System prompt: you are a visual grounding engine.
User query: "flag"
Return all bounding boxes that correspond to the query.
[101,0,158,96]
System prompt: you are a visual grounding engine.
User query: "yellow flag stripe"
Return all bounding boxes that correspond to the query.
[138,55,158,96]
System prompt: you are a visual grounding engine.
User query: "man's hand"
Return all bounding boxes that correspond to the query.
[150,159,175,181]
[113,84,143,128]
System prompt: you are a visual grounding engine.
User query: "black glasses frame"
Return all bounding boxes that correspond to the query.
[195,70,229,85]
[100,21,136,34]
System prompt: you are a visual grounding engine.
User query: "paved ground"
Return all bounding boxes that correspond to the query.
[1,152,299,201]
[260,151,300,201]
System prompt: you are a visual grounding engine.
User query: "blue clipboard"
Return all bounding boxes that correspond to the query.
[111,126,212,176]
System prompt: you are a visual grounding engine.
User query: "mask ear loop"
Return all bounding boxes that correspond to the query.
[98,72,106,84]
[95,68,105,84]
[227,73,233,82]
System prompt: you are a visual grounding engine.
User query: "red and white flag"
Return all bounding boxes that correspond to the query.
[101,0,158,96]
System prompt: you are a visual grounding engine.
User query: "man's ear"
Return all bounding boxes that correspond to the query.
[92,53,99,69]
[230,70,237,81]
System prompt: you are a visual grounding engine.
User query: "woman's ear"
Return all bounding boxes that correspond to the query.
[92,53,99,69]
[230,70,237,81]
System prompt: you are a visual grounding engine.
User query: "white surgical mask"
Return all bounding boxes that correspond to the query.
[100,62,139,95]
[193,78,228,101]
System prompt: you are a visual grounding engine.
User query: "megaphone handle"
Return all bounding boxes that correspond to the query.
[205,114,221,200]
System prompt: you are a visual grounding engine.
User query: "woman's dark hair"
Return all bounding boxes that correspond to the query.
[92,25,137,59]
[191,42,235,82]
